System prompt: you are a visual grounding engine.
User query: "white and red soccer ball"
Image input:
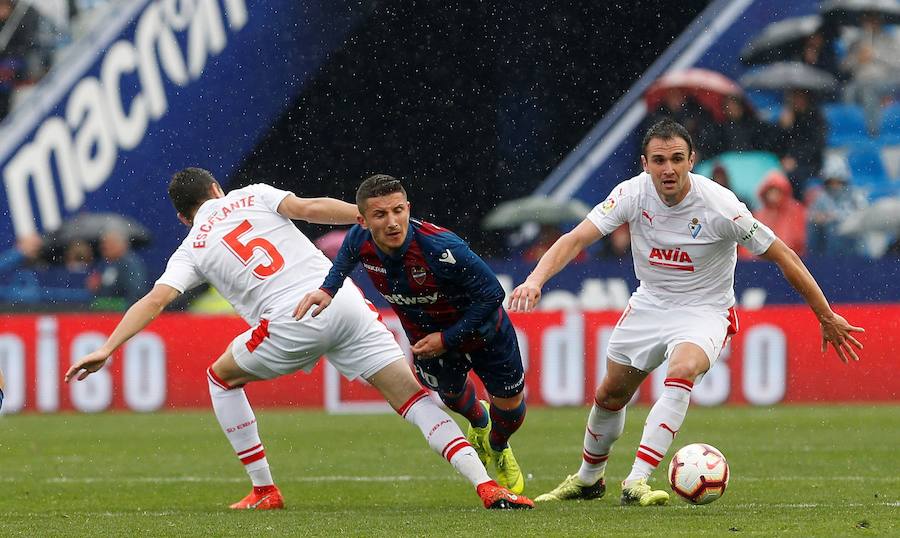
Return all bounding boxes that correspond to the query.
[668,443,729,504]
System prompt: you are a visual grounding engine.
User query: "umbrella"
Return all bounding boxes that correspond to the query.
[739,62,838,92]
[44,212,152,248]
[482,196,592,230]
[740,15,824,66]
[822,0,900,27]
[644,68,744,122]
[838,196,900,235]
[314,229,349,260]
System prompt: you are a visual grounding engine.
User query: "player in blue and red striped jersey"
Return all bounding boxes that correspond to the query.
[295,174,528,494]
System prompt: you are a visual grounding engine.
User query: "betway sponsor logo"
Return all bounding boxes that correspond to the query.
[3,0,248,237]
[648,247,695,272]
[383,292,440,305]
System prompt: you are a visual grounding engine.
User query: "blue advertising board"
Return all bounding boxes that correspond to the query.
[0,0,365,273]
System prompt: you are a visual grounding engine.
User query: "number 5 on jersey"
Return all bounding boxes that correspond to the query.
[223,220,285,279]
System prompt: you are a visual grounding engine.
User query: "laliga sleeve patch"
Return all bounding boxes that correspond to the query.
[600,197,617,215]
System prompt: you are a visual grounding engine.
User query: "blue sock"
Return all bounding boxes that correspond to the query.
[440,379,488,428]
[0,388,4,412]
[489,398,527,451]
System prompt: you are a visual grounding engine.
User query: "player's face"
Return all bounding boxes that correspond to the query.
[360,192,411,255]
[641,136,695,206]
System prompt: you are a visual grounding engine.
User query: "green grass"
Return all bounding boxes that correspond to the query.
[1,405,898,537]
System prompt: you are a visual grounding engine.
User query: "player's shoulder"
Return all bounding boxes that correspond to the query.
[411,218,464,245]
[343,224,372,247]
[691,173,746,219]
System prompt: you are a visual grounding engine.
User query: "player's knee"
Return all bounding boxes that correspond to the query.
[594,386,629,411]
[666,358,708,382]
[490,392,524,410]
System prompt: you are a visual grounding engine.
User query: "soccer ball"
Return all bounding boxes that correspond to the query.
[668,443,729,504]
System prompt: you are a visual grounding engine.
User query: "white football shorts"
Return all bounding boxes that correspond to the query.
[231,283,403,381]
[606,295,738,374]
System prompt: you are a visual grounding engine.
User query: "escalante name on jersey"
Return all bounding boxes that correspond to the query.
[192,195,256,248]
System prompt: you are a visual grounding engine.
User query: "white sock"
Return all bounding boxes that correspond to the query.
[576,403,625,486]
[399,389,491,487]
[626,377,693,483]
[207,367,274,487]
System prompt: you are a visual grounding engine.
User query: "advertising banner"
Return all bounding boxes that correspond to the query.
[0,305,896,414]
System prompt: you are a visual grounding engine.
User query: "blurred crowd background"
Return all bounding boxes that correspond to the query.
[1,0,898,313]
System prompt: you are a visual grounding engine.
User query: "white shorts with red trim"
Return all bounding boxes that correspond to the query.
[231,283,403,381]
[606,294,738,374]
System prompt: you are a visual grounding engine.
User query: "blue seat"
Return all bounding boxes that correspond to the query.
[878,103,900,144]
[846,142,889,187]
[824,104,869,146]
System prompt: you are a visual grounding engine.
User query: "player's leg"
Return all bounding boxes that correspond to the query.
[621,342,709,506]
[536,360,646,502]
[412,354,490,464]
[471,331,528,494]
[365,359,533,509]
[622,307,735,505]
[207,346,284,510]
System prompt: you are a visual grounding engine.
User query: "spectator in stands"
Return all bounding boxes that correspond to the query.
[807,156,868,257]
[87,229,148,308]
[644,88,719,160]
[0,233,42,272]
[525,224,589,264]
[741,171,806,259]
[716,94,777,154]
[710,163,753,208]
[777,89,826,200]
[63,239,94,273]
[799,30,839,77]
[840,12,900,136]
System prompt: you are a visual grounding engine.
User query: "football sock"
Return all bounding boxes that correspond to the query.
[399,388,492,487]
[439,379,488,428]
[488,398,526,451]
[626,377,693,483]
[207,367,274,487]
[0,388,4,412]
[576,402,625,485]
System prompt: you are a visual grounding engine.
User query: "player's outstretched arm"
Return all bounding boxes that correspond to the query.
[294,288,333,319]
[759,239,864,363]
[508,219,604,312]
[65,285,181,383]
[277,194,359,225]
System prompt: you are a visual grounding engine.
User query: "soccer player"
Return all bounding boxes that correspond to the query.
[509,119,864,506]
[65,168,533,511]
[295,175,528,494]
[0,368,5,412]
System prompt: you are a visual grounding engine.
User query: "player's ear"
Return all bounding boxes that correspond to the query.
[356,214,368,229]
[689,151,696,170]
[641,154,649,173]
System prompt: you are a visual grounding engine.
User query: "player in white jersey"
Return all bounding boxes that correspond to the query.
[509,119,864,506]
[65,167,533,511]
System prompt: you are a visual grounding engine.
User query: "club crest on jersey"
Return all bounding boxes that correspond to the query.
[689,217,702,238]
[600,197,616,215]
[411,266,428,285]
[648,247,695,272]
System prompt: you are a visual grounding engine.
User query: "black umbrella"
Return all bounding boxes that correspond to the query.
[44,213,152,248]
[739,62,838,92]
[740,15,824,66]
[822,0,900,27]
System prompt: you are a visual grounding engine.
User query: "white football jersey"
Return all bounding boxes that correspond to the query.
[587,172,776,310]
[156,183,333,325]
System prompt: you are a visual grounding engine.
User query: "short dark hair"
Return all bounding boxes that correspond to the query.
[168,167,219,218]
[355,174,407,212]
[641,118,693,157]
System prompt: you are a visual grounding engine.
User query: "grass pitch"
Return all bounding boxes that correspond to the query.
[1,405,898,536]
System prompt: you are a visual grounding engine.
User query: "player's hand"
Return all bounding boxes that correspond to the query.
[411,333,446,359]
[294,289,332,319]
[508,280,542,312]
[819,312,865,364]
[65,349,111,383]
